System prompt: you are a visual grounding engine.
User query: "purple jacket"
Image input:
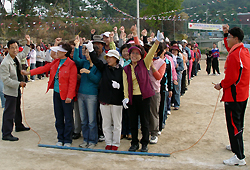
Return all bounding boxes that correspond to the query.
[124,59,155,105]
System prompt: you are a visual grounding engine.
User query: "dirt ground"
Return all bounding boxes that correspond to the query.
[0,59,250,170]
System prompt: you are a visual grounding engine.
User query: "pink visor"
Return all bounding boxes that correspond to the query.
[128,46,141,53]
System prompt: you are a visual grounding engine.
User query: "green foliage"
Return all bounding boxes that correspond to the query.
[140,0,184,30]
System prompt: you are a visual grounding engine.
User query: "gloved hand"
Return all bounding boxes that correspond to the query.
[122,98,129,109]
[112,80,120,89]
[156,30,164,42]
[83,41,94,52]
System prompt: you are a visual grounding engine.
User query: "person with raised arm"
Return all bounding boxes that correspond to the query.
[85,40,124,151]
[123,30,163,152]
[73,36,101,149]
[214,25,250,166]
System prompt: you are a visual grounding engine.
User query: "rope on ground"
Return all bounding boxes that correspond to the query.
[170,90,221,155]
[20,86,221,155]
[21,87,41,144]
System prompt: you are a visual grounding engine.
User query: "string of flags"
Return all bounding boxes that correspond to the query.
[1,0,250,31]
[103,0,135,18]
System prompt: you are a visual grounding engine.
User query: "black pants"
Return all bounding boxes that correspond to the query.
[36,61,44,79]
[192,61,197,76]
[2,89,24,137]
[121,108,131,136]
[129,95,150,146]
[181,70,187,95]
[159,90,166,132]
[206,58,212,74]
[96,103,104,138]
[225,99,248,160]
[212,58,220,74]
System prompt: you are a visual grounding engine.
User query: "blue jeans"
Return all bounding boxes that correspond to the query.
[53,91,74,144]
[78,93,98,144]
[30,63,36,80]
[0,78,5,108]
[173,72,182,108]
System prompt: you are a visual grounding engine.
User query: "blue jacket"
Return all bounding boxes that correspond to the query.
[73,48,101,95]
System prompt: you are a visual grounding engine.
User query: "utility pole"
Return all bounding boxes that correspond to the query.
[173,19,175,40]
[137,0,140,37]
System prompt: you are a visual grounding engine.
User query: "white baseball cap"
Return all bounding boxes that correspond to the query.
[182,39,188,44]
[104,50,120,60]
[50,45,68,53]
[102,32,111,38]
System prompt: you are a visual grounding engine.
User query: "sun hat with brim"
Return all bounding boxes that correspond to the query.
[171,45,180,52]
[104,50,120,60]
[50,45,68,53]
[92,35,105,44]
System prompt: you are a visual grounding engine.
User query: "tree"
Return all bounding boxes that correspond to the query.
[140,0,184,30]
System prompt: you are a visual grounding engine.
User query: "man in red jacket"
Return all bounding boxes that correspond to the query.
[214,25,250,166]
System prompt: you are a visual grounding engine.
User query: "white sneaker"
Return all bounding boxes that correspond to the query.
[223,155,246,166]
[56,142,63,146]
[158,131,161,136]
[98,135,105,142]
[167,111,171,115]
[88,143,96,149]
[64,143,71,147]
[150,136,158,144]
[226,145,231,151]
[79,141,88,148]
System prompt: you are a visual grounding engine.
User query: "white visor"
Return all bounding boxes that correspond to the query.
[50,45,68,53]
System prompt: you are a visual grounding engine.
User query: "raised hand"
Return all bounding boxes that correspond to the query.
[109,31,114,38]
[74,35,80,48]
[54,38,62,46]
[141,29,147,36]
[130,25,137,36]
[25,35,31,45]
[113,26,118,33]
[119,26,125,33]
[150,32,155,38]
[223,24,229,34]
[91,29,96,34]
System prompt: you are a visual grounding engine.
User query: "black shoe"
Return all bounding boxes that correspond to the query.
[72,133,81,140]
[128,144,139,152]
[15,126,30,132]
[2,135,19,141]
[141,144,148,152]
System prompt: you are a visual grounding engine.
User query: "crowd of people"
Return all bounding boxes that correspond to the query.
[0,25,203,152]
[0,23,249,167]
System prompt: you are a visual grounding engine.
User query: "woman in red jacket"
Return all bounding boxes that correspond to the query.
[21,41,77,147]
